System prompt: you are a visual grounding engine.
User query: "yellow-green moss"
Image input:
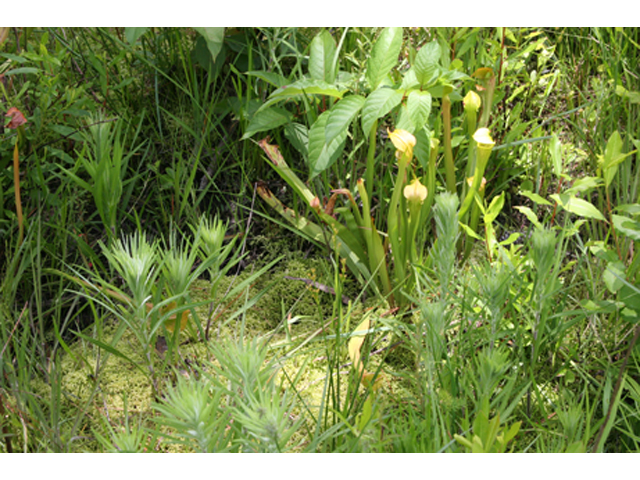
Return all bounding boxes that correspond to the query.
[26,253,414,452]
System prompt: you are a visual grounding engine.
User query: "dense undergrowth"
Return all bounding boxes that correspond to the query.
[2,27,640,452]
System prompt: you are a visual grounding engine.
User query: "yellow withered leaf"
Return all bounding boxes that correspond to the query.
[348,316,370,374]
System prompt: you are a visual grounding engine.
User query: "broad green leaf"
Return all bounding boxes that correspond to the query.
[308,110,348,179]
[459,222,482,240]
[616,204,640,216]
[603,131,623,170]
[394,104,414,132]
[519,190,552,206]
[612,214,640,241]
[500,232,522,246]
[361,87,404,136]
[588,241,620,263]
[549,134,562,178]
[414,41,441,86]
[325,95,365,145]
[565,176,603,194]
[619,283,640,315]
[550,193,605,220]
[602,130,636,187]
[604,260,626,294]
[309,30,337,83]
[485,192,505,224]
[194,27,225,62]
[514,206,542,230]
[413,127,432,170]
[242,106,293,139]
[246,70,289,88]
[615,85,640,104]
[268,78,348,102]
[124,27,148,45]
[284,122,309,158]
[366,27,403,90]
[399,68,420,91]
[407,90,432,129]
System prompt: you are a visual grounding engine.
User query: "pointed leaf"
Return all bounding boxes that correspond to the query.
[413,126,432,170]
[520,189,553,206]
[549,134,563,178]
[325,95,365,145]
[485,192,505,224]
[602,130,636,187]
[361,87,404,136]
[407,90,432,129]
[308,110,348,178]
[366,27,403,90]
[309,30,337,83]
[242,106,293,139]
[612,214,640,241]
[565,176,603,194]
[246,70,289,88]
[514,206,542,230]
[348,315,371,372]
[550,194,605,221]
[604,260,626,294]
[124,27,149,45]
[194,27,225,62]
[268,78,347,100]
[413,41,441,86]
[284,122,309,158]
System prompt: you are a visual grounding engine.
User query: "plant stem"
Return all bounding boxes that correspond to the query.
[366,120,378,203]
[13,142,24,246]
[442,93,456,194]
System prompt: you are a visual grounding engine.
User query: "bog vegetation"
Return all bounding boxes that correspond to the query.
[1,27,640,452]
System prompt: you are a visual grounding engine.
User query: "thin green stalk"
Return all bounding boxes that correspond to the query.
[442,92,456,194]
[366,120,378,202]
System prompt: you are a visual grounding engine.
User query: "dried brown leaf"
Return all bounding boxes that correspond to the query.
[5,107,27,129]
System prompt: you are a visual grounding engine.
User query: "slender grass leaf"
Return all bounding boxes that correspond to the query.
[5,67,40,76]
[73,330,146,375]
[366,27,403,90]
[325,95,365,145]
[0,53,27,63]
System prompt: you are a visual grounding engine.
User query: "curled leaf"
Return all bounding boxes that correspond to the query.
[5,107,27,129]
[348,316,370,375]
